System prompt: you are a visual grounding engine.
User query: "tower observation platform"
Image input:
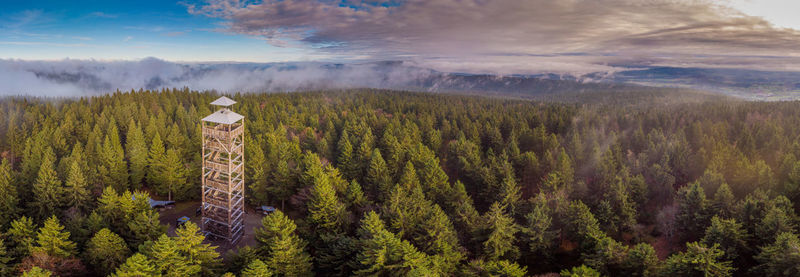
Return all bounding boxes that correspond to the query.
[201,96,245,244]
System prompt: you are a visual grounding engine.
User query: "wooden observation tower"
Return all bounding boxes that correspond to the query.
[201,96,245,244]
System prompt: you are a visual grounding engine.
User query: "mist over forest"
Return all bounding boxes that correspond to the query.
[3,58,800,100]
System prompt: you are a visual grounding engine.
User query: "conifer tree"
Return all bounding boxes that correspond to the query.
[125,120,148,189]
[307,172,349,234]
[6,216,36,261]
[242,259,273,277]
[497,176,522,215]
[246,139,270,205]
[560,265,601,277]
[157,149,188,201]
[675,182,710,242]
[712,183,736,218]
[756,206,796,245]
[462,259,527,277]
[397,161,420,189]
[702,216,748,263]
[85,228,130,276]
[31,148,63,221]
[753,232,800,276]
[32,216,77,258]
[344,180,367,208]
[337,130,357,180]
[659,242,733,277]
[0,158,19,227]
[255,210,313,276]
[99,120,129,191]
[22,267,53,277]
[63,160,90,213]
[355,211,433,276]
[525,194,557,258]
[0,238,11,277]
[111,253,159,277]
[127,209,167,249]
[365,149,391,199]
[482,202,520,261]
[417,205,464,274]
[146,234,200,276]
[146,133,166,187]
[174,222,220,276]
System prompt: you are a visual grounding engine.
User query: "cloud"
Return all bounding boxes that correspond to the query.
[0,58,447,96]
[123,36,133,42]
[185,0,800,73]
[89,12,118,18]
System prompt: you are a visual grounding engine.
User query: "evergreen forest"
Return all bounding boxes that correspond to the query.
[1,88,800,276]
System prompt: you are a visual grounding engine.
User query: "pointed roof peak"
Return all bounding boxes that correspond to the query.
[210,96,237,107]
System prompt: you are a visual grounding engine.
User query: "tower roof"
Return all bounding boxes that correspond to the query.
[210,96,237,107]
[202,108,244,124]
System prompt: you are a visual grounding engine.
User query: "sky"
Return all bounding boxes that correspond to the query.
[2,0,800,75]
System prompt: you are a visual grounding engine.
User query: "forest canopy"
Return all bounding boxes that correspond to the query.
[0,88,799,276]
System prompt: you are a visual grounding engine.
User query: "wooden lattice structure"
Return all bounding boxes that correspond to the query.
[201,96,245,244]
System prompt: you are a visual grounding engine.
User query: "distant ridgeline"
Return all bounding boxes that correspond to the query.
[0,89,798,276]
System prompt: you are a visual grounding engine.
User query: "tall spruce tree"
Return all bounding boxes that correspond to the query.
[146,132,166,187]
[63,160,90,213]
[99,120,129,191]
[111,253,159,277]
[6,216,36,262]
[31,148,63,221]
[0,158,19,227]
[32,216,77,258]
[85,228,130,276]
[174,222,220,276]
[125,119,148,189]
[241,259,274,277]
[365,149,391,200]
[355,211,433,276]
[307,171,349,234]
[337,130,357,180]
[157,149,188,201]
[482,202,520,261]
[255,210,313,276]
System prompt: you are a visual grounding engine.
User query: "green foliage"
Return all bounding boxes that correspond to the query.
[307,169,349,234]
[658,242,733,277]
[0,158,18,227]
[355,211,433,276]
[126,120,149,189]
[31,148,63,221]
[482,202,520,261]
[462,259,527,277]
[753,232,800,276]
[85,228,131,276]
[145,234,200,276]
[560,265,601,277]
[32,216,76,258]
[22,267,53,277]
[702,216,748,263]
[675,182,710,242]
[0,238,12,276]
[365,149,391,200]
[146,133,166,188]
[6,89,800,275]
[99,120,129,191]
[711,183,735,218]
[64,160,91,213]
[255,210,313,276]
[6,216,36,261]
[174,222,221,276]
[241,259,273,277]
[111,253,160,277]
